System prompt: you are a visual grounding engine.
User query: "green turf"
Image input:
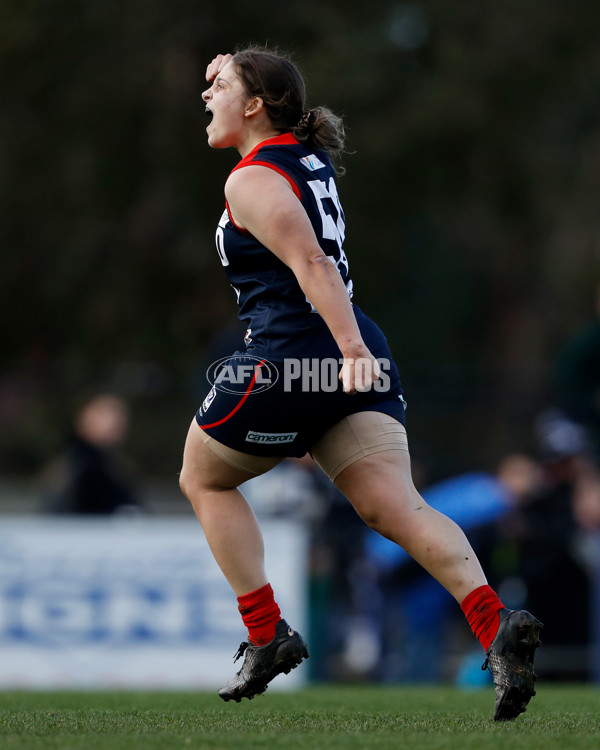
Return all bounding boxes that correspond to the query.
[1,685,599,750]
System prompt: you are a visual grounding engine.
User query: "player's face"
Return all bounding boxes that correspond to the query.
[202,61,248,150]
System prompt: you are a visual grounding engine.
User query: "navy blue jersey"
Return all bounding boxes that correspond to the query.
[216,133,353,359]
[198,132,407,456]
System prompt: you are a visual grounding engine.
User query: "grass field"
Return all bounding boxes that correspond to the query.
[1,684,599,750]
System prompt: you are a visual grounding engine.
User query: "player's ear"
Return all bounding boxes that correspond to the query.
[244,97,264,118]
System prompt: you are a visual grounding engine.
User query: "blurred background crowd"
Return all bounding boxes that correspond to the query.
[1,0,600,686]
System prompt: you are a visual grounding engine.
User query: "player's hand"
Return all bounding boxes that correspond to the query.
[339,350,381,395]
[206,54,233,83]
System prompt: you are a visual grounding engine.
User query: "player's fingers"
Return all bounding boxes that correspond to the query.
[373,358,381,381]
[354,359,368,392]
[339,361,357,395]
[206,53,233,82]
[205,56,223,81]
[354,357,380,392]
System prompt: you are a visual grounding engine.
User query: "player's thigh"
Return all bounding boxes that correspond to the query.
[312,411,420,525]
[335,450,428,541]
[311,410,410,484]
[180,419,281,494]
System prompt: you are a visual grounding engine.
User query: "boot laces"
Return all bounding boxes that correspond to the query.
[233,642,249,662]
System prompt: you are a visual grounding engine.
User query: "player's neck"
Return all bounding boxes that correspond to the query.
[238,126,280,158]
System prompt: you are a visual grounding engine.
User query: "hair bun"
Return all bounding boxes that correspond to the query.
[296,109,316,130]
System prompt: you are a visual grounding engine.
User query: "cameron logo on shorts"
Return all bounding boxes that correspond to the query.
[245,431,298,444]
[207,355,278,395]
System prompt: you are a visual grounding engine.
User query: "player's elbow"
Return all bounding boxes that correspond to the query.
[290,249,328,280]
[298,252,335,281]
[290,250,337,297]
[306,251,329,268]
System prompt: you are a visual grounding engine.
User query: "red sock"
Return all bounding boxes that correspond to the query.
[461,584,505,652]
[237,583,281,646]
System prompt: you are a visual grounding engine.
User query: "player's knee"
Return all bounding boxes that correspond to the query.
[179,463,199,502]
[179,460,230,500]
[353,487,424,542]
[178,469,190,500]
[355,497,398,536]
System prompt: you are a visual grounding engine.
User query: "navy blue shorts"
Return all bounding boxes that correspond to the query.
[195,310,406,457]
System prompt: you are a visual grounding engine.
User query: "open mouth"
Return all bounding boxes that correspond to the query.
[205,106,214,132]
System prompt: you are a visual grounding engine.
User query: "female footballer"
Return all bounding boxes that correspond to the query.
[178,47,542,720]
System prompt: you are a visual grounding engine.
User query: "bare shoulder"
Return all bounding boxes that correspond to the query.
[224,163,313,243]
[225,164,292,201]
[225,166,299,231]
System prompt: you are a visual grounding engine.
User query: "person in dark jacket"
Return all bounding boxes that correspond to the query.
[42,393,142,515]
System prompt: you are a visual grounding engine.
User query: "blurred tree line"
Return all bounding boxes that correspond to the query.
[1,0,599,482]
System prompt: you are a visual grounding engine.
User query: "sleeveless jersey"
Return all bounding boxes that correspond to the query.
[215,133,353,359]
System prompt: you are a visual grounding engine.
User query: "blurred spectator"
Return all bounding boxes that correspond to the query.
[239,454,328,524]
[554,285,600,462]
[488,408,600,680]
[41,392,143,515]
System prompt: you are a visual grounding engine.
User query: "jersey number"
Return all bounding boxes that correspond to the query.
[307,177,346,252]
[306,177,353,309]
[215,210,230,267]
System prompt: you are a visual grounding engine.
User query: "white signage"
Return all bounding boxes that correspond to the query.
[0,517,308,689]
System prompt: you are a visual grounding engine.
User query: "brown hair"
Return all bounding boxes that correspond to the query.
[232,47,346,168]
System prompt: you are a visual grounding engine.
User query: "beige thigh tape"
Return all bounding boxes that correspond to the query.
[311,411,409,482]
[201,430,283,476]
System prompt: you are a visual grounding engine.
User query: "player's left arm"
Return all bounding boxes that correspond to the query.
[225,165,379,394]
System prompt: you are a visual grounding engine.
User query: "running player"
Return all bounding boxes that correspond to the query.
[179,47,542,720]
